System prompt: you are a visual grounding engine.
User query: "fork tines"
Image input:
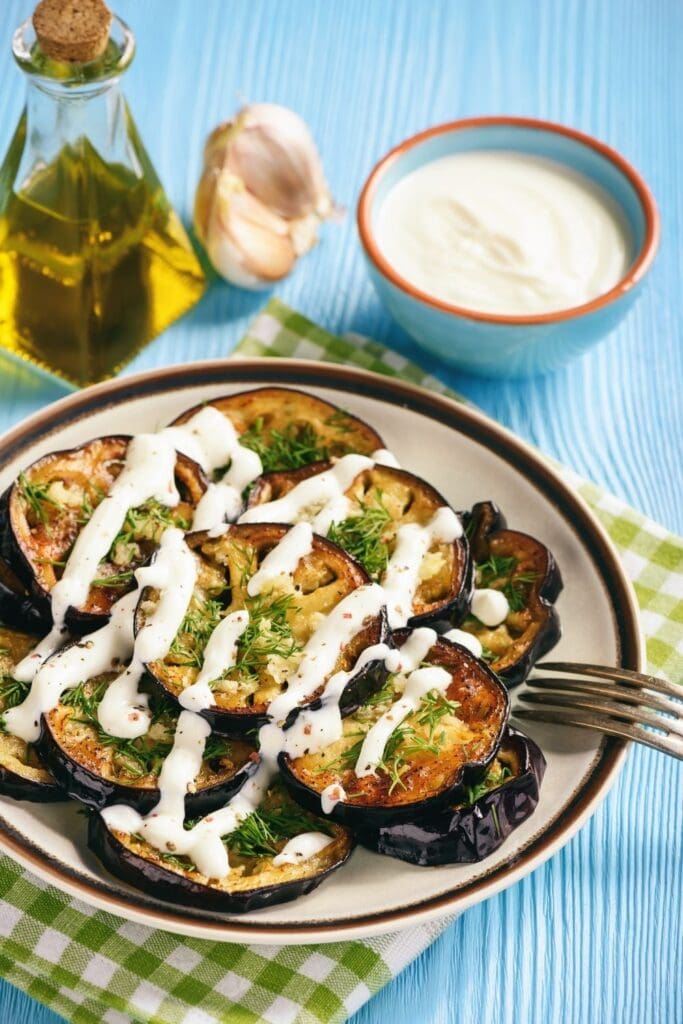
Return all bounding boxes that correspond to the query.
[515,661,683,760]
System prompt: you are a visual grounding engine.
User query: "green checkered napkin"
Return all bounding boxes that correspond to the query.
[0,299,681,1024]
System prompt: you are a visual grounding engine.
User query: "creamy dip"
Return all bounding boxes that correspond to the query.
[375,151,633,316]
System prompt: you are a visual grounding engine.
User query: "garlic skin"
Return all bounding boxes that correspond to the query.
[194,104,336,289]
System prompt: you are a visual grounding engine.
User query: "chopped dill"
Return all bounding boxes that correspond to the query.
[62,680,178,780]
[503,571,539,612]
[463,763,512,806]
[229,592,301,682]
[170,598,224,667]
[316,688,457,795]
[91,570,135,588]
[476,554,538,613]
[226,802,329,859]
[0,674,31,729]
[239,416,330,472]
[326,491,392,578]
[108,499,191,562]
[17,472,61,527]
[476,554,518,587]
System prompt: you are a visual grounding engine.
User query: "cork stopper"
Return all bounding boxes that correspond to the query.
[33,0,112,63]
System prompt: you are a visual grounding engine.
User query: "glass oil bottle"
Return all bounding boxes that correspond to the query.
[0,10,206,387]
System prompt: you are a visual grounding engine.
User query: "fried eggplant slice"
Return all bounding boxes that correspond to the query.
[459,501,562,687]
[140,524,388,734]
[249,462,472,625]
[88,781,354,913]
[170,387,384,473]
[0,626,64,802]
[357,726,545,865]
[37,676,259,813]
[279,629,509,828]
[0,437,207,633]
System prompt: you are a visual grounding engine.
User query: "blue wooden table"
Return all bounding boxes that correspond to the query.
[0,1,681,1022]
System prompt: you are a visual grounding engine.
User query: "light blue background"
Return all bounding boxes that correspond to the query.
[0,1,681,1022]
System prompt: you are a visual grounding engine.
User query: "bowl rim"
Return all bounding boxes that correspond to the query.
[357,115,660,326]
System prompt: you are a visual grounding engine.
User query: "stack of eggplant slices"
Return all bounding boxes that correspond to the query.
[0,388,562,912]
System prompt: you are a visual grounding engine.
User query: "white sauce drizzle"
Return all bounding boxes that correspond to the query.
[443,627,483,659]
[354,664,451,778]
[3,399,478,881]
[272,832,334,866]
[97,529,197,738]
[382,508,462,629]
[49,433,180,637]
[471,588,509,627]
[179,610,249,713]
[246,523,313,597]
[320,783,347,815]
[3,588,138,743]
[238,453,375,531]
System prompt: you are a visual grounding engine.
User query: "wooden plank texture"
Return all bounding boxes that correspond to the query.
[0,1,680,1022]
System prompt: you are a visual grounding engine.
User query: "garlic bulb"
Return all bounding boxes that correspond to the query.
[194,104,337,289]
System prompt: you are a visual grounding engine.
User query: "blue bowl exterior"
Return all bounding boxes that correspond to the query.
[364,124,651,377]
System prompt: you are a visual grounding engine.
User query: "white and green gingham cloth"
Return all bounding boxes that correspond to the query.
[0,299,680,1024]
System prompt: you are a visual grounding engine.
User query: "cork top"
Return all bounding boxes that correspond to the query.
[33,0,112,63]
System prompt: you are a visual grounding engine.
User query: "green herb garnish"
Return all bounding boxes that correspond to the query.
[229,592,301,682]
[239,417,330,472]
[170,598,225,667]
[327,492,391,578]
[62,681,177,780]
[476,554,518,587]
[463,762,512,805]
[226,802,330,859]
[17,473,61,527]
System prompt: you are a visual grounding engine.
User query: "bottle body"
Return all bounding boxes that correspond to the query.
[0,17,205,387]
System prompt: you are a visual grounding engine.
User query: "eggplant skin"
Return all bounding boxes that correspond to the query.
[0,437,207,635]
[357,727,546,866]
[170,386,384,468]
[459,501,563,688]
[0,753,65,803]
[142,523,389,735]
[249,463,474,628]
[0,627,65,803]
[279,631,510,829]
[35,713,260,815]
[0,556,51,633]
[87,813,354,914]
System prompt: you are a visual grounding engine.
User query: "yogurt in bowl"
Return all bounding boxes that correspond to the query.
[358,117,659,377]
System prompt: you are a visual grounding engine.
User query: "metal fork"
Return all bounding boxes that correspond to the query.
[514,661,683,760]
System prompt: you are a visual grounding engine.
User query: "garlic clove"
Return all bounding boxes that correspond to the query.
[206,176,297,289]
[225,103,333,221]
[194,103,337,288]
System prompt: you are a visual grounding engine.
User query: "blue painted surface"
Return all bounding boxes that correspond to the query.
[0,1,681,1022]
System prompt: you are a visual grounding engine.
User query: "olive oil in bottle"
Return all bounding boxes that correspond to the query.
[0,4,205,387]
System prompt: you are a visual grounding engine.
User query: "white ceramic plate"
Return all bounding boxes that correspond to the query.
[0,360,641,945]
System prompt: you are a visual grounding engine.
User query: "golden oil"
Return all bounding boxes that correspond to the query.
[0,14,206,388]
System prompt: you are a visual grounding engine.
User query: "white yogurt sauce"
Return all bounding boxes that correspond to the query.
[375,151,632,316]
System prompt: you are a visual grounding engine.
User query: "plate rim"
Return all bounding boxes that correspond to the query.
[0,357,642,944]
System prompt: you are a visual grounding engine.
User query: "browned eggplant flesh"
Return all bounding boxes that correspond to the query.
[88,780,353,913]
[38,675,259,813]
[357,726,546,865]
[139,523,387,731]
[0,437,206,631]
[0,626,64,802]
[170,386,384,474]
[250,462,472,625]
[459,501,562,687]
[279,631,509,826]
